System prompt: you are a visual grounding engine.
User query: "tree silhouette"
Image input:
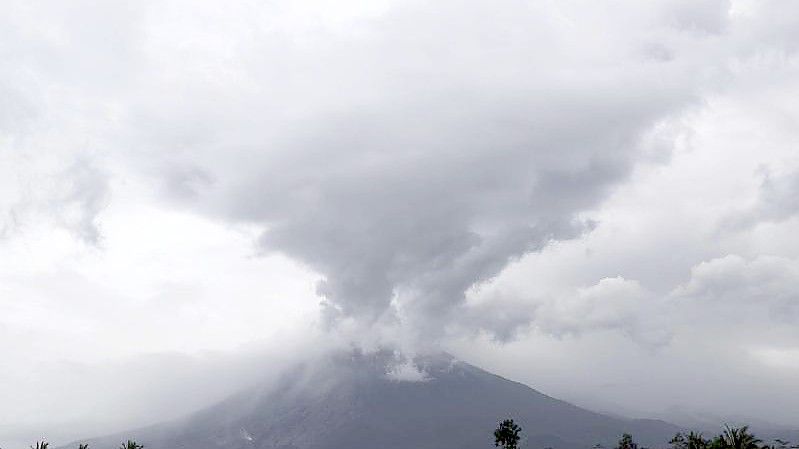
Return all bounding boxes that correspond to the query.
[31,442,48,449]
[617,434,638,449]
[494,418,522,449]
[119,440,144,449]
[672,432,710,449]
[773,439,790,449]
[767,439,798,449]
[720,425,761,449]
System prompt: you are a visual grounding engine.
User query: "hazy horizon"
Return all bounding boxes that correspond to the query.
[2,0,799,447]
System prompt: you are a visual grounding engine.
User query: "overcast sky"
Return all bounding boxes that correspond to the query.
[2,0,799,446]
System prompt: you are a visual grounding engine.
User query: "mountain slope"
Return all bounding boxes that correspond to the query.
[68,352,680,449]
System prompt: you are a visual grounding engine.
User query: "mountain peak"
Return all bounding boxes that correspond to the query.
[66,352,680,449]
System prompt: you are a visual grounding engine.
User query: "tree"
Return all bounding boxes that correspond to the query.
[767,439,797,449]
[688,432,711,449]
[494,418,522,449]
[31,442,48,449]
[672,432,710,449]
[119,440,144,449]
[617,434,638,449]
[773,439,790,449]
[719,425,761,449]
[78,444,89,449]
[671,433,689,449]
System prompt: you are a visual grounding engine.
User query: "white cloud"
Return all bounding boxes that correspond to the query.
[3,0,799,444]
[386,359,430,382]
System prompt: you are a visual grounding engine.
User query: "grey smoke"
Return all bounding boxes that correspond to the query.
[0,157,109,245]
[5,1,799,443]
[138,0,720,344]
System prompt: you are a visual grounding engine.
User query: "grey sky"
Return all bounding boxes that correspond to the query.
[2,0,799,446]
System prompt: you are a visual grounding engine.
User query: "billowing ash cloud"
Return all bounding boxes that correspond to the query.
[236,95,663,340]
[0,0,752,345]
[7,0,799,441]
[730,168,799,229]
[125,0,726,343]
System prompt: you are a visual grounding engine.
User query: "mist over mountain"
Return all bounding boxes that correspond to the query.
[66,351,680,449]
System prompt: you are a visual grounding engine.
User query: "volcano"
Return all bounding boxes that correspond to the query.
[66,351,679,449]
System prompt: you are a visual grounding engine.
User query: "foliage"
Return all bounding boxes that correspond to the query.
[766,438,799,449]
[118,441,143,449]
[18,421,799,449]
[671,432,711,449]
[494,418,522,449]
[670,426,796,449]
[617,433,638,449]
[614,426,793,449]
[719,425,762,449]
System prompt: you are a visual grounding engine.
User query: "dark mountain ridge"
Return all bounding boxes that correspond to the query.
[65,351,681,449]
